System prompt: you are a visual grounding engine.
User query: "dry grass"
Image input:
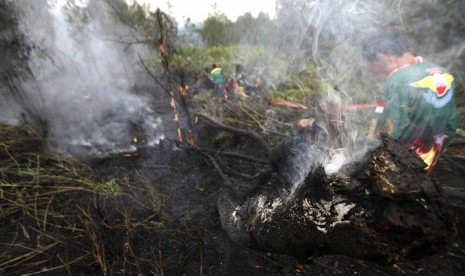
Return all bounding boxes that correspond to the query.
[0,123,167,275]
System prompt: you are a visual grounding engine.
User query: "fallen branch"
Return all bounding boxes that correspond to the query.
[201,153,232,187]
[199,148,269,164]
[101,37,156,46]
[224,104,263,129]
[138,164,181,170]
[220,164,253,180]
[196,114,271,156]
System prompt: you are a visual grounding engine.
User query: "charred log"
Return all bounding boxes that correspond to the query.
[218,134,456,261]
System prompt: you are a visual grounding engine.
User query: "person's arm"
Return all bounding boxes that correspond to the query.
[209,70,214,82]
[375,83,411,140]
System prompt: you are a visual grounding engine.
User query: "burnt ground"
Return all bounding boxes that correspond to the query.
[88,124,465,276]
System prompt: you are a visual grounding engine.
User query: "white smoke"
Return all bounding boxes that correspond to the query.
[306,0,460,174]
[13,0,166,157]
[324,149,346,175]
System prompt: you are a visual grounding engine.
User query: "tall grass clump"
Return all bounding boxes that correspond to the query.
[0,123,166,275]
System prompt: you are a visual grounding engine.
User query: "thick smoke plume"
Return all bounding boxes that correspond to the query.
[238,0,463,176]
[304,0,463,173]
[5,0,167,157]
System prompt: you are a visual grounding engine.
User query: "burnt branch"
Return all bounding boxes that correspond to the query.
[137,53,170,96]
[101,37,156,51]
[196,114,271,156]
[221,166,253,180]
[198,148,269,164]
[202,152,232,187]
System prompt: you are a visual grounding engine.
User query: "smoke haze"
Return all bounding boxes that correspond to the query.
[1,0,462,163]
[6,0,167,157]
[266,0,462,173]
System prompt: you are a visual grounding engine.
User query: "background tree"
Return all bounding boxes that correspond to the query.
[232,12,254,44]
[198,12,234,46]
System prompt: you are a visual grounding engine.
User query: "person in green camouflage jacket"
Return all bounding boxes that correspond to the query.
[362,31,457,173]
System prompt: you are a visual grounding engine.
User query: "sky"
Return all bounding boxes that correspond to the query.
[129,0,277,23]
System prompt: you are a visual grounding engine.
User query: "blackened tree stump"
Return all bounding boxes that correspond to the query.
[218,134,456,261]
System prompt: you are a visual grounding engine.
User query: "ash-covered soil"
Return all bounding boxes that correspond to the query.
[88,127,465,276]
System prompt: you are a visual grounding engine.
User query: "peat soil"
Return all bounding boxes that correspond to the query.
[90,128,465,276]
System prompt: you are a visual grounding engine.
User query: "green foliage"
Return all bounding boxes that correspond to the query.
[146,44,273,79]
[145,40,327,107]
[127,2,147,28]
[198,12,234,46]
[97,0,175,40]
[269,65,327,104]
[191,91,223,114]
[197,11,275,47]
[180,45,236,75]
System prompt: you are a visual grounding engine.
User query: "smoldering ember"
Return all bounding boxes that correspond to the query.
[1,0,465,275]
